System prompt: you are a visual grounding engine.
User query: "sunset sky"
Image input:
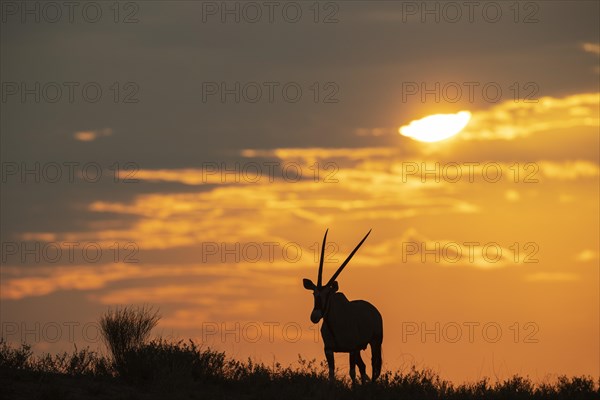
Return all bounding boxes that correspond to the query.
[1,1,599,383]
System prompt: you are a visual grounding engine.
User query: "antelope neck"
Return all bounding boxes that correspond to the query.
[322,292,333,319]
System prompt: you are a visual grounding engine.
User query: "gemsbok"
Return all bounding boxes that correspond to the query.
[302,229,383,384]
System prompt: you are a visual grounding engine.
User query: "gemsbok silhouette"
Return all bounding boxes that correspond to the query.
[303,229,383,384]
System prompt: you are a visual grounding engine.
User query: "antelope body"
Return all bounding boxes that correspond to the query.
[303,229,383,384]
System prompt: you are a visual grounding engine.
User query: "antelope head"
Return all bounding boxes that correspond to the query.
[303,229,371,323]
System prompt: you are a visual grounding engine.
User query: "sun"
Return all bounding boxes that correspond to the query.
[399,111,471,142]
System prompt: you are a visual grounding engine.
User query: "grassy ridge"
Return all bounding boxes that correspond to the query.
[2,307,597,399]
[1,338,598,400]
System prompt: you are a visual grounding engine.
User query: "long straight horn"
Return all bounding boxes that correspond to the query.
[317,229,329,287]
[326,229,371,286]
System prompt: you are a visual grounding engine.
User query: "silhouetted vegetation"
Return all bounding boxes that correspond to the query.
[99,304,160,374]
[1,308,598,399]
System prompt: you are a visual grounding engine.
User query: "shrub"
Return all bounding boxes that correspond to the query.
[116,338,228,387]
[118,338,196,383]
[32,345,112,376]
[99,305,159,371]
[0,338,32,369]
[555,375,597,399]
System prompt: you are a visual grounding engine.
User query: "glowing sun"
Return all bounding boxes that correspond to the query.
[399,111,471,142]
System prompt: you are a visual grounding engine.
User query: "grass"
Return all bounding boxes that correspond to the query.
[99,305,160,373]
[0,307,598,399]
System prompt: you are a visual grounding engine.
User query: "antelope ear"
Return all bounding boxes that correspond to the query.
[303,278,316,290]
[329,281,339,292]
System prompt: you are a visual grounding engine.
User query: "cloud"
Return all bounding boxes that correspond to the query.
[582,42,600,55]
[91,284,236,306]
[458,93,599,141]
[0,263,143,300]
[7,148,470,252]
[538,160,599,180]
[0,262,273,300]
[582,43,600,73]
[14,153,597,256]
[575,250,599,262]
[504,190,520,202]
[241,147,401,164]
[354,127,396,137]
[73,128,113,142]
[361,229,521,270]
[109,159,598,197]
